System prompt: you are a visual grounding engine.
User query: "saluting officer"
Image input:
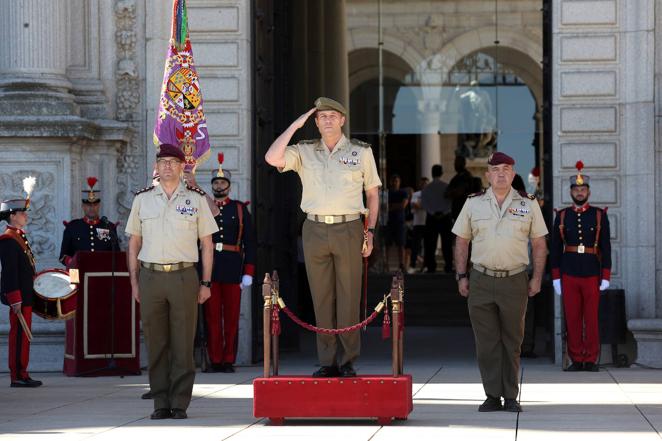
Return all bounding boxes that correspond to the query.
[265,97,382,378]
[125,144,218,420]
[205,153,256,373]
[59,177,120,267]
[452,152,548,412]
[551,161,611,372]
[0,177,42,387]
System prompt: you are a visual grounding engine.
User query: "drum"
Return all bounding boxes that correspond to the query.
[33,269,78,320]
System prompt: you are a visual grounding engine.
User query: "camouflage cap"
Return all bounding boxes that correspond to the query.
[314,97,347,116]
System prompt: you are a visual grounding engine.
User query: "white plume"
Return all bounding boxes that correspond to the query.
[23,176,37,197]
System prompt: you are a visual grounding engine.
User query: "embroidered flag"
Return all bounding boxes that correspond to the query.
[153,0,210,172]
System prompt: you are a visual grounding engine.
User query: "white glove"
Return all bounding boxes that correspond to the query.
[553,279,562,296]
[599,279,610,291]
[240,274,253,289]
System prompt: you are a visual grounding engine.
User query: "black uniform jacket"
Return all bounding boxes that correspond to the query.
[59,217,120,265]
[551,204,612,280]
[211,199,256,284]
[0,226,36,306]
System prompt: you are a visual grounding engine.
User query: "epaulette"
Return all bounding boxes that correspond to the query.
[134,185,155,195]
[517,190,536,200]
[299,139,317,145]
[62,220,69,227]
[186,183,206,196]
[350,138,371,148]
[467,189,486,198]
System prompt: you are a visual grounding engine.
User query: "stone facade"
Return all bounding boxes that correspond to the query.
[0,0,253,371]
[553,0,662,366]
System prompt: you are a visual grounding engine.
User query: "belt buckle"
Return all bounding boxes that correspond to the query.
[216,243,223,252]
[577,245,585,254]
[162,264,172,272]
[324,215,334,224]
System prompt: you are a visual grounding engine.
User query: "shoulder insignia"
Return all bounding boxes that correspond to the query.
[134,185,155,195]
[298,139,318,145]
[186,183,206,196]
[517,190,536,200]
[350,138,371,148]
[467,189,486,198]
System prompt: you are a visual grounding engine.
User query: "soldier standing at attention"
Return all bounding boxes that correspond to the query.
[265,97,382,378]
[125,144,218,420]
[204,153,256,373]
[59,177,120,267]
[0,177,42,387]
[551,161,611,372]
[452,152,548,412]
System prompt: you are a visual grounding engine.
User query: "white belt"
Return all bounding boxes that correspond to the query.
[307,213,361,224]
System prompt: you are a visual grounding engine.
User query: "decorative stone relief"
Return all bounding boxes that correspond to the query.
[0,170,57,257]
[114,0,144,222]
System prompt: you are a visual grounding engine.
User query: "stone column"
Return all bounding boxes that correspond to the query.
[0,0,75,115]
[324,0,350,133]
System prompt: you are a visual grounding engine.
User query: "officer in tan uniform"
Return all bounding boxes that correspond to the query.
[125,144,218,420]
[452,152,548,413]
[265,97,382,377]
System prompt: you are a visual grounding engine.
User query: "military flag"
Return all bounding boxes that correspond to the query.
[153,0,210,172]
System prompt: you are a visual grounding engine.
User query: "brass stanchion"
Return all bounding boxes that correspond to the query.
[262,273,272,378]
[390,276,401,376]
[271,270,280,376]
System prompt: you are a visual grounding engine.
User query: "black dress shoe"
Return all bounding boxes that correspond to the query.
[171,408,188,419]
[221,363,235,373]
[210,363,225,372]
[503,399,523,412]
[312,366,338,377]
[141,391,153,400]
[10,378,42,388]
[564,362,584,372]
[150,408,172,420]
[584,362,599,372]
[478,396,503,412]
[339,363,356,377]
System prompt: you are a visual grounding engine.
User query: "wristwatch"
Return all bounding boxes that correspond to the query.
[200,280,212,288]
[367,228,376,234]
[455,272,468,281]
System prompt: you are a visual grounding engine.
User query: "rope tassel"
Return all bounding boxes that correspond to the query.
[271,305,281,336]
[382,308,391,340]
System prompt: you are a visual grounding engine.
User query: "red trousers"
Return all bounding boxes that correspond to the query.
[562,274,600,363]
[8,305,32,382]
[204,283,241,364]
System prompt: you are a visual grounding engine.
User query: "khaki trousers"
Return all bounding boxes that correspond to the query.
[140,265,198,410]
[302,218,364,367]
[467,269,529,399]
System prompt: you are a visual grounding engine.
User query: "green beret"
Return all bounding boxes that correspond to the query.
[314,97,347,116]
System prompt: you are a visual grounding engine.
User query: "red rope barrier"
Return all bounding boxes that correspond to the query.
[280,306,381,335]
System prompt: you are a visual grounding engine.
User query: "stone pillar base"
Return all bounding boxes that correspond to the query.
[628,318,662,368]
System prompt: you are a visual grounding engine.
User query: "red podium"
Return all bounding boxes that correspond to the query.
[63,251,141,376]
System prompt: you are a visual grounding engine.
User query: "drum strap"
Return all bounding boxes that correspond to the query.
[1,229,35,271]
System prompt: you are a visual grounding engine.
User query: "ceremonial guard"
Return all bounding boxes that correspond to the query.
[59,177,120,266]
[204,153,256,373]
[265,97,381,377]
[551,161,612,372]
[0,177,42,387]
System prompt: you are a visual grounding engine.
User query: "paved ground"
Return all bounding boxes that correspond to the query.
[1,327,661,440]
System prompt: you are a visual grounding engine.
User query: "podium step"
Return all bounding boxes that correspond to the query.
[253,374,413,425]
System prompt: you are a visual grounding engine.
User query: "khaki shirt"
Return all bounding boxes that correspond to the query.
[452,187,548,270]
[280,135,382,215]
[125,181,218,264]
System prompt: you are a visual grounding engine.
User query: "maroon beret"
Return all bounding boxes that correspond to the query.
[487,152,515,166]
[156,144,186,163]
